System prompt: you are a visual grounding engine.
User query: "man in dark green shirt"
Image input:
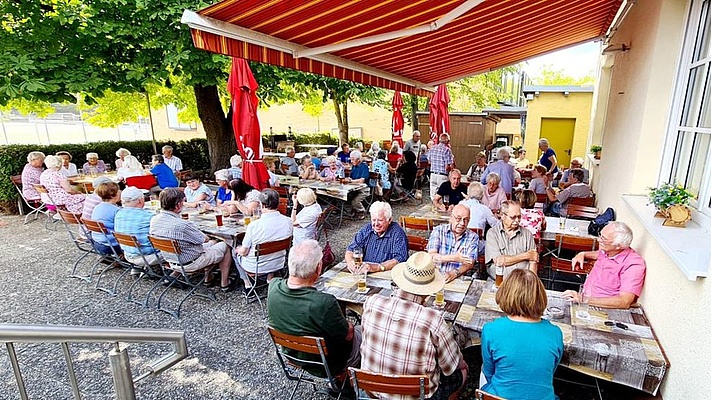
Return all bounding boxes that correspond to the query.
[267,240,360,376]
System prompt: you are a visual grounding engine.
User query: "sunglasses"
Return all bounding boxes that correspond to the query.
[604,320,628,330]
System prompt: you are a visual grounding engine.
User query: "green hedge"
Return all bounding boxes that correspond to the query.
[0,139,210,213]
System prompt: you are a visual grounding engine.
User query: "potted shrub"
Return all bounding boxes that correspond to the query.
[589,145,602,159]
[647,182,694,227]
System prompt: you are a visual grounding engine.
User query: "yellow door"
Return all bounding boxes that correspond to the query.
[539,118,575,168]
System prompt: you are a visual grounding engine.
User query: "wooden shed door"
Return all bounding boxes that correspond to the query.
[450,119,482,171]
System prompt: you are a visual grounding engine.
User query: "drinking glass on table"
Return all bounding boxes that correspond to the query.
[576,286,591,319]
[559,208,568,229]
[432,255,445,308]
[442,195,450,209]
[353,248,367,293]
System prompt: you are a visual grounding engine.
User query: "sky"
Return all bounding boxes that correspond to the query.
[522,41,602,81]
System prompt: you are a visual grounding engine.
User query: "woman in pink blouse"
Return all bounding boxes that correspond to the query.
[481,173,507,213]
[39,155,85,213]
[21,151,45,200]
[517,189,547,238]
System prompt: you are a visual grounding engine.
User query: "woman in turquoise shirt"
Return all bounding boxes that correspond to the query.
[481,269,564,399]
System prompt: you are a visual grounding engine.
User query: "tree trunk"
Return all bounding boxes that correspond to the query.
[332,92,349,145]
[410,95,419,131]
[194,84,237,173]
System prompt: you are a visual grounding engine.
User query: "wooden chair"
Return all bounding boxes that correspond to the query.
[267,326,346,400]
[535,193,549,204]
[349,367,429,400]
[148,235,217,319]
[469,227,487,279]
[406,235,429,252]
[399,216,431,235]
[475,389,507,400]
[82,218,130,296]
[113,231,164,307]
[278,197,289,215]
[404,168,426,204]
[566,204,598,221]
[273,185,290,198]
[32,184,63,230]
[545,234,597,290]
[82,182,94,194]
[11,175,47,225]
[569,196,595,207]
[58,210,97,282]
[244,237,292,318]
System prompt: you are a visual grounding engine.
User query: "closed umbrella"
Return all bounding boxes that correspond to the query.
[227,57,270,190]
[428,84,450,144]
[391,91,405,149]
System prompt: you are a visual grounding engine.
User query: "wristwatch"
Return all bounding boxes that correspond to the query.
[379,264,385,272]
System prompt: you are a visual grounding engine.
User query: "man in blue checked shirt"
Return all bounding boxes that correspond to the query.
[427,204,478,282]
[345,202,408,273]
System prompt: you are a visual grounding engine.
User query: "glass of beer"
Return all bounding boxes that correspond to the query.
[353,249,367,293]
[433,255,445,308]
[180,212,189,220]
[495,263,504,288]
[244,212,252,226]
[442,195,450,209]
[215,213,223,227]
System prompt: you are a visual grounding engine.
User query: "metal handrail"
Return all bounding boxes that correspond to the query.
[0,324,188,400]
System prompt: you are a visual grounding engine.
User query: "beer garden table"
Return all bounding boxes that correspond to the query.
[454,279,668,395]
[409,204,451,224]
[151,205,246,248]
[316,262,472,323]
[542,216,595,241]
[292,180,369,228]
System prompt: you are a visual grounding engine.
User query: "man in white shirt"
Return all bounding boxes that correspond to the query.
[403,130,422,158]
[233,189,293,292]
[162,145,183,172]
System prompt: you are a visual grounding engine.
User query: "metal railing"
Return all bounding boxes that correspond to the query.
[0,324,188,400]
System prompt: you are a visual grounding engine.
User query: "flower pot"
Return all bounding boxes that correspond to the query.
[662,204,692,228]
[594,150,601,159]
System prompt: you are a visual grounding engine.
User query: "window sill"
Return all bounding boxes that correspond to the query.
[586,153,600,167]
[623,194,710,281]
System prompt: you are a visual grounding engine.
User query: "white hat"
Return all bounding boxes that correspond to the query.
[391,252,444,296]
[121,186,144,203]
[214,169,230,182]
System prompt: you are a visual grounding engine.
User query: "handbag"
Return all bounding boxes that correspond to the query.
[588,207,616,236]
[321,227,336,269]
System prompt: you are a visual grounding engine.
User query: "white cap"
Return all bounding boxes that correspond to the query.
[121,186,144,203]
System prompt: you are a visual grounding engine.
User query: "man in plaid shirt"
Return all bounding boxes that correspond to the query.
[427,134,454,201]
[427,204,478,282]
[361,252,468,400]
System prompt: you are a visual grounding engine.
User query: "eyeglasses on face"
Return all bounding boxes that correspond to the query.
[451,215,469,223]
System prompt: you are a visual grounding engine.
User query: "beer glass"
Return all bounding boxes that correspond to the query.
[576,286,591,319]
[353,249,367,293]
[433,255,445,308]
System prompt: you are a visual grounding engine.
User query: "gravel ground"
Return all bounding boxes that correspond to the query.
[0,194,651,400]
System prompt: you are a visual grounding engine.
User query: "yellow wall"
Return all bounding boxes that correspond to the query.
[150,107,207,141]
[523,91,593,167]
[592,0,711,397]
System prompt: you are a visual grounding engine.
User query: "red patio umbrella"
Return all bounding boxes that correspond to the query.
[429,84,450,144]
[227,57,270,190]
[391,91,405,149]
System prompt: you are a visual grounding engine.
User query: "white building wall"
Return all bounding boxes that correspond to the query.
[593,0,711,397]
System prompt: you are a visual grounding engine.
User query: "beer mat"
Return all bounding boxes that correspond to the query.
[369,270,392,280]
[445,279,470,293]
[456,304,476,324]
[476,291,502,313]
[551,321,573,344]
[324,272,359,288]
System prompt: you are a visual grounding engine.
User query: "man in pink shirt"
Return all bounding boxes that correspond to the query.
[562,221,646,309]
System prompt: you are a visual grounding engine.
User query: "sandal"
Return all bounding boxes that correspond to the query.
[220,278,236,293]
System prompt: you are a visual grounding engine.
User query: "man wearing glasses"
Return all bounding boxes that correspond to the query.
[485,200,538,280]
[562,221,646,309]
[427,204,479,282]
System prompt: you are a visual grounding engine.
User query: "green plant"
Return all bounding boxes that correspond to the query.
[589,145,602,153]
[647,182,694,210]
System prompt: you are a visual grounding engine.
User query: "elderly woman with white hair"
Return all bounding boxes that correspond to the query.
[39,155,85,213]
[116,155,144,180]
[214,170,234,207]
[481,173,507,213]
[228,154,243,180]
[481,147,515,195]
[21,151,45,200]
[538,138,558,175]
[298,155,318,180]
[114,148,131,169]
[55,151,78,177]
[82,152,107,174]
[461,182,498,232]
[319,155,344,182]
[290,188,322,244]
[367,141,381,157]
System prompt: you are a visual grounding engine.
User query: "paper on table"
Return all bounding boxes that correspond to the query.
[325,272,359,288]
[551,321,573,344]
[456,304,476,324]
[369,270,392,280]
[476,291,502,313]
[445,279,470,293]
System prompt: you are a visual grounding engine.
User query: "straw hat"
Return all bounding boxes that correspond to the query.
[391,252,444,296]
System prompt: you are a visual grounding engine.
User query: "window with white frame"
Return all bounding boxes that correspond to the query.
[665,0,711,222]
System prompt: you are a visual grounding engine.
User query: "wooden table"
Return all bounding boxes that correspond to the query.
[454,279,669,395]
[68,171,121,185]
[167,206,246,248]
[292,180,369,227]
[316,262,472,323]
[409,204,451,224]
[541,216,596,241]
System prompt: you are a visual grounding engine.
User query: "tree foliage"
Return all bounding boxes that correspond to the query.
[530,64,596,85]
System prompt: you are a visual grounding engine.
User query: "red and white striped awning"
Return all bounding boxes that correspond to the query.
[182,0,622,95]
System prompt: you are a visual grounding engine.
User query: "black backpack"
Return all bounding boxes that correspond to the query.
[588,207,616,236]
